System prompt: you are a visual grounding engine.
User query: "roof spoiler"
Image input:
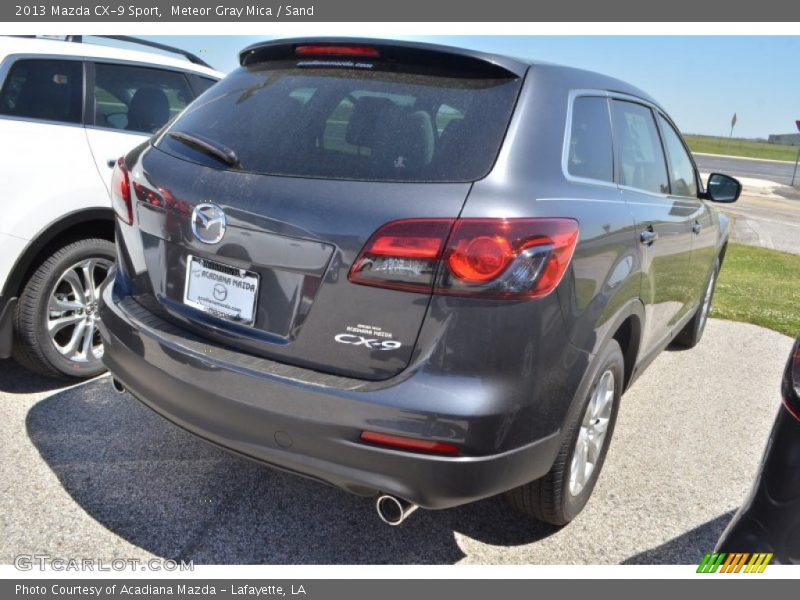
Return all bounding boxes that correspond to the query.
[238,37,528,78]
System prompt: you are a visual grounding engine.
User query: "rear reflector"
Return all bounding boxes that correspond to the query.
[295,45,380,58]
[110,157,132,225]
[349,218,579,299]
[360,431,460,456]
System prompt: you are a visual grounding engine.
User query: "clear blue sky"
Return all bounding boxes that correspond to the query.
[134,35,800,139]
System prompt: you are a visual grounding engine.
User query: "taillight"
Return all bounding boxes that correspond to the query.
[295,44,380,58]
[440,219,579,298]
[110,157,132,225]
[782,339,800,421]
[348,218,579,299]
[447,235,513,282]
[348,219,453,293]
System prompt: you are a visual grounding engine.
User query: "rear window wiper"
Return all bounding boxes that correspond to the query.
[167,131,240,167]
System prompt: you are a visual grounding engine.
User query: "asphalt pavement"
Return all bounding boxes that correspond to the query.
[721,193,800,255]
[690,152,800,255]
[0,319,793,564]
[694,153,799,186]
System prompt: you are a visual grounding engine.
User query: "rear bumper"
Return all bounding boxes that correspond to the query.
[98,281,563,510]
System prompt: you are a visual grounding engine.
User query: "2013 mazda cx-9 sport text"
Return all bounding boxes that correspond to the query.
[98,38,741,527]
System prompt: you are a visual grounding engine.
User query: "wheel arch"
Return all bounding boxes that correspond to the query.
[611,313,643,392]
[597,299,645,393]
[1,208,115,300]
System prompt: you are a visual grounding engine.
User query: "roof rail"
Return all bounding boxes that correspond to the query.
[61,35,213,69]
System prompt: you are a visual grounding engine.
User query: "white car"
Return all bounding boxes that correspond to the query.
[0,35,222,378]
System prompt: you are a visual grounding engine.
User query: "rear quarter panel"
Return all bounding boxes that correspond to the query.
[435,66,643,447]
[0,232,28,291]
[463,66,643,361]
[0,118,110,241]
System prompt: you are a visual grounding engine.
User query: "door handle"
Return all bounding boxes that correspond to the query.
[639,227,658,245]
[692,222,702,235]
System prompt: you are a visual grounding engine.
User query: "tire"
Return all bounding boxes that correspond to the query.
[12,238,115,380]
[506,339,624,525]
[673,258,719,349]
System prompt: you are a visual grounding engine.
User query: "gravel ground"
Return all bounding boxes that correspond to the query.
[0,319,793,565]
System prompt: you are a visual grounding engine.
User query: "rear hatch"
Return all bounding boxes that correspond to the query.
[124,39,525,380]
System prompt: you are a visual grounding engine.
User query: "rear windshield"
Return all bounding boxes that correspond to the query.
[156,63,522,183]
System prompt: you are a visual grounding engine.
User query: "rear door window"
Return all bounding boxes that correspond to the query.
[157,65,522,183]
[93,63,193,134]
[567,96,613,182]
[611,100,669,195]
[0,59,83,124]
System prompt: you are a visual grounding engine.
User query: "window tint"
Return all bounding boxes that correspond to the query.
[567,96,613,182]
[94,63,193,134]
[0,59,82,124]
[193,76,217,95]
[611,100,669,195]
[157,65,521,183]
[658,115,698,197]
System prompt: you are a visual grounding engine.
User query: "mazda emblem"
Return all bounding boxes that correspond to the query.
[191,203,226,244]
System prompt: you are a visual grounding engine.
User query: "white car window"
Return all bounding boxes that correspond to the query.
[0,59,83,124]
[94,63,193,134]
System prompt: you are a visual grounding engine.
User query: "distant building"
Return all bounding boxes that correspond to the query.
[768,133,800,146]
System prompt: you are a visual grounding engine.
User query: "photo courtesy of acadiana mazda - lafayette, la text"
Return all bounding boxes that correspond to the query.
[0,35,222,379]
[98,38,742,527]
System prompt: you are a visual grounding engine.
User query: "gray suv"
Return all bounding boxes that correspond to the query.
[98,38,740,527]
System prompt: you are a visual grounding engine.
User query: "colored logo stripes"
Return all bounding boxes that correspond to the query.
[697,552,773,573]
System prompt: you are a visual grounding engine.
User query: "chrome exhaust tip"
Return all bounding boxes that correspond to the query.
[376,495,418,526]
[111,378,125,394]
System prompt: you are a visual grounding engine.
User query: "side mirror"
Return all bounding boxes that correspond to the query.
[704,173,741,203]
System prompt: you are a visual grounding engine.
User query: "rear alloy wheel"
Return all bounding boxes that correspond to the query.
[13,238,114,379]
[569,369,615,496]
[46,257,111,364]
[506,339,624,525]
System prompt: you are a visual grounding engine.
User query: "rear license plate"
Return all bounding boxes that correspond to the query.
[183,255,259,325]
